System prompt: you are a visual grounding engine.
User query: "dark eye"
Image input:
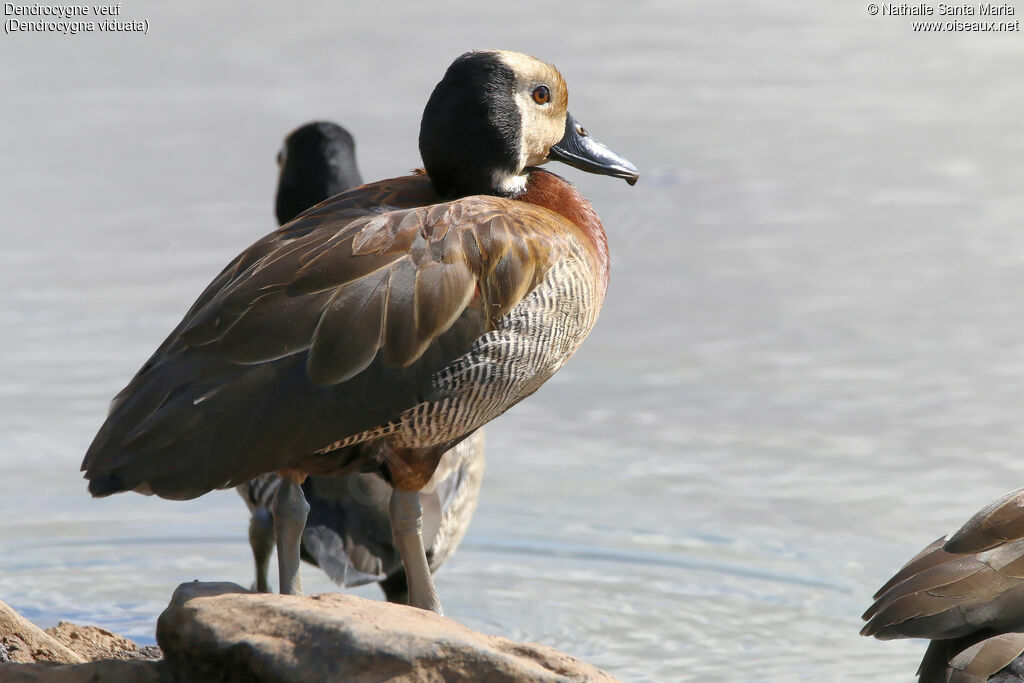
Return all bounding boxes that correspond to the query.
[532,85,550,105]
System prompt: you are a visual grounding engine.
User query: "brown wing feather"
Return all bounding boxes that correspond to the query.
[864,544,1024,639]
[949,633,1024,681]
[863,490,1024,681]
[414,261,476,341]
[219,290,332,364]
[382,262,423,366]
[82,174,583,500]
[307,268,391,385]
[870,537,948,601]
[947,489,1024,554]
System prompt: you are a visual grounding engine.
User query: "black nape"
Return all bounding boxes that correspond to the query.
[418,51,521,198]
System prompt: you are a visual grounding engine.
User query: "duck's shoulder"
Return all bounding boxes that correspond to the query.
[273,171,580,247]
[278,173,440,231]
[164,174,582,369]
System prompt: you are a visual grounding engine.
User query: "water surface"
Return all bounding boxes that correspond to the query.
[3,2,1024,680]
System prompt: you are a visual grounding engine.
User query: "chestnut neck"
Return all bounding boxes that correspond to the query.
[517,169,610,287]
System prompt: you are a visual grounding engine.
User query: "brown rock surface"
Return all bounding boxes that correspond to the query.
[0,601,84,665]
[156,581,617,682]
[44,622,161,662]
[42,622,160,663]
[0,602,166,681]
[1,583,615,682]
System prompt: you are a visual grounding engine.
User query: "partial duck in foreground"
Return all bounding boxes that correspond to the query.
[240,121,486,601]
[81,50,638,614]
[863,488,1024,682]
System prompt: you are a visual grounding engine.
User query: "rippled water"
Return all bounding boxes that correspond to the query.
[4,2,1024,681]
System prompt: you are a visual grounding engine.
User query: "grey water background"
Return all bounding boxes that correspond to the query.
[2,1,1024,680]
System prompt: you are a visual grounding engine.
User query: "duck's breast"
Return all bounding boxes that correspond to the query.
[390,171,609,448]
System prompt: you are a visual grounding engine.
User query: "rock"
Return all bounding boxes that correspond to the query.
[157,581,617,682]
[0,601,84,665]
[0,602,165,682]
[44,622,161,661]
[1,584,614,682]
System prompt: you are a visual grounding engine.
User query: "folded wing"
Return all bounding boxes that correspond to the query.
[82,175,569,500]
[863,489,1024,682]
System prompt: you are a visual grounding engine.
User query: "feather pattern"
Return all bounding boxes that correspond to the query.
[863,489,1024,682]
[81,171,606,500]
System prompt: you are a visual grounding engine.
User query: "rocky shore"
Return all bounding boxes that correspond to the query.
[0,582,615,682]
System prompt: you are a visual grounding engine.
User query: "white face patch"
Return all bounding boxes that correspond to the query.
[494,51,569,178]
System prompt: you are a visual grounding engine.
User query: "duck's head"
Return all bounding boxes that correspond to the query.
[419,50,639,198]
[276,121,363,225]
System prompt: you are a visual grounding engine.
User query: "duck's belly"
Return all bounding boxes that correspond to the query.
[393,254,604,448]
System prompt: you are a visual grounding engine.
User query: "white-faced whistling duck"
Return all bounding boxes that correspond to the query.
[240,121,486,601]
[862,488,1024,682]
[81,50,638,613]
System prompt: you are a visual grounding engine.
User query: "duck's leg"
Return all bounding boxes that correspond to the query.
[248,506,275,593]
[273,474,310,596]
[389,489,442,614]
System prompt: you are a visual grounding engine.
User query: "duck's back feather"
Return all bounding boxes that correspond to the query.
[83,174,601,500]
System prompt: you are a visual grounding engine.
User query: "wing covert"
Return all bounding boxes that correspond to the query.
[82,175,583,498]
